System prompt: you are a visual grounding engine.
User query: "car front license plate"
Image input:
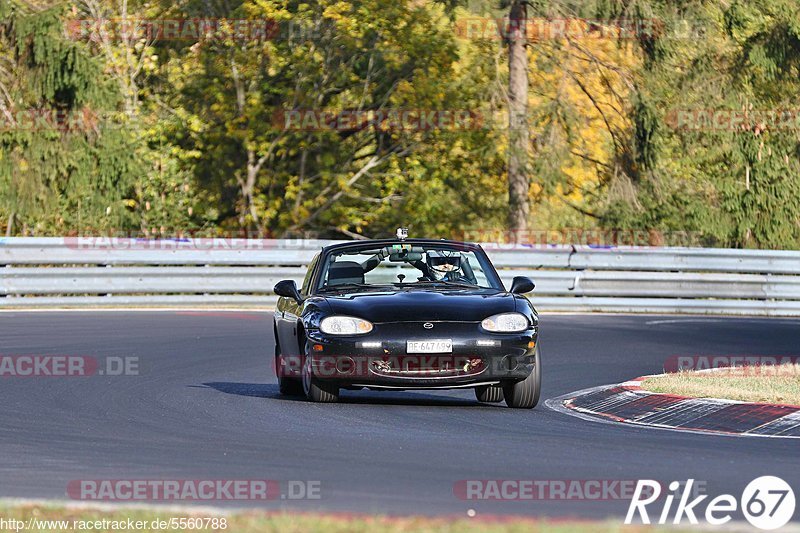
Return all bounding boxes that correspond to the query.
[407,339,453,353]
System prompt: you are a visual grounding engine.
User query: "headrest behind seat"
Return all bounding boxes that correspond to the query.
[327,261,365,286]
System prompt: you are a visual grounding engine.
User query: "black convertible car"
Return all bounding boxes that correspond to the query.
[273,231,540,408]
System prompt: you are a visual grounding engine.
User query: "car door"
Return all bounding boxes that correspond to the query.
[275,253,319,358]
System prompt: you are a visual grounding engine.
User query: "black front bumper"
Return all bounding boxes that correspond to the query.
[293,321,537,389]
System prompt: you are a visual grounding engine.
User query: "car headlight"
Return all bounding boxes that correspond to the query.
[319,316,374,335]
[481,313,529,333]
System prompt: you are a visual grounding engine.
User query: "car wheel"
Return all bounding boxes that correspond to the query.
[302,353,339,403]
[275,344,303,396]
[475,385,503,403]
[503,346,541,409]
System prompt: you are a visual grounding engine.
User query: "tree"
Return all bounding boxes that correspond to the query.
[598,0,800,249]
[0,1,139,235]
[160,0,471,237]
[506,0,530,239]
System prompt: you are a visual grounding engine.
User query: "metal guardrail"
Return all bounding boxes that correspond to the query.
[1,237,799,315]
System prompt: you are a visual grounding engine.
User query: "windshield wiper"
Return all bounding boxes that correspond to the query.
[404,280,480,289]
[318,283,389,293]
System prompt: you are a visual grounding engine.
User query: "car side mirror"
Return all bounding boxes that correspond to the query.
[274,279,303,303]
[510,276,535,294]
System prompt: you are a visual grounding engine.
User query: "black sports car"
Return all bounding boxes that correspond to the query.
[273,233,540,408]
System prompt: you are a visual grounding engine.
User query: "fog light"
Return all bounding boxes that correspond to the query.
[527,341,535,349]
[477,339,499,347]
[359,341,383,348]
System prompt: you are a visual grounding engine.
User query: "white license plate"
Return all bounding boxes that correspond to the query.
[407,339,453,353]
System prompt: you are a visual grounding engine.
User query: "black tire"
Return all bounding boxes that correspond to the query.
[503,346,541,409]
[302,353,339,403]
[475,385,503,403]
[275,344,303,396]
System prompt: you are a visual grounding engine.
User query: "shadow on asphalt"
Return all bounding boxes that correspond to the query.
[200,381,499,408]
[198,382,285,399]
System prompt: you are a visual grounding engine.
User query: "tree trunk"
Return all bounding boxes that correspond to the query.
[507,0,530,242]
[242,150,261,232]
[5,211,14,237]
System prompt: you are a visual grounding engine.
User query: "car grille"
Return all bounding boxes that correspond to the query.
[369,355,485,378]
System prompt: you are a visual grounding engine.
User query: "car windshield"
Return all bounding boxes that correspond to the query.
[316,243,502,292]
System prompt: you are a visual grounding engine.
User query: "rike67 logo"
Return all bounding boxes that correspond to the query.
[626,477,795,530]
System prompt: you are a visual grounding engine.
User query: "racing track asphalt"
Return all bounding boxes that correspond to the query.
[0,311,798,520]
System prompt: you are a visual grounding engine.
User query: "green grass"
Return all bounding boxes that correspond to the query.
[0,503,677,533]
[641,364,800,404]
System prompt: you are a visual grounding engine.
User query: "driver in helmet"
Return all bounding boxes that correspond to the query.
[426,250,472,283]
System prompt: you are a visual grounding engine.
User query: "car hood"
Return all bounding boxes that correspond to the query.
[319,288,516,323]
